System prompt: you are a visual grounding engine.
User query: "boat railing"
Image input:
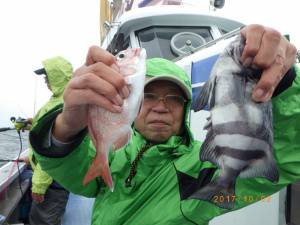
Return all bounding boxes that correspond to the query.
[0,148,30,224]
[174,26,242,62]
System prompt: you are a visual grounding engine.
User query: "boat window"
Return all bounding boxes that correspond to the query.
[136,26,213,60]
[106,33,130,55]
[219,28,229,35]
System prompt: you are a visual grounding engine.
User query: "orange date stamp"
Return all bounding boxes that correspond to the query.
[212,195,272,204]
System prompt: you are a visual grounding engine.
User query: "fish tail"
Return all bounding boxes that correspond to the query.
[188,173,237,209]
[83,160,98,186]
[101,162,114,192]
[83,155,114,192]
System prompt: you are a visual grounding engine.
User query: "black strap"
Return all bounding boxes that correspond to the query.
[272,66,297,98]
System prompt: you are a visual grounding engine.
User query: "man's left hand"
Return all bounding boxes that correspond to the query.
[32,192,45,204]
[241,24,297,102]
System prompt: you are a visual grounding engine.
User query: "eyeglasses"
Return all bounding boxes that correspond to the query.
[144,93,187,109]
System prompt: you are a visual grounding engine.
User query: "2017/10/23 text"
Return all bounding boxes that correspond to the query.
[212,195,272,204]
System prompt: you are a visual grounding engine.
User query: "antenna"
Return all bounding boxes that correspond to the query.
[33,73,38,115]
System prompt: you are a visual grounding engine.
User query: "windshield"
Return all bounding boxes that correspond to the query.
[136,26,213,60]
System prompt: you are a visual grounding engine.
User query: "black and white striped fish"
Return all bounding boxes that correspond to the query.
[191,35,279,209]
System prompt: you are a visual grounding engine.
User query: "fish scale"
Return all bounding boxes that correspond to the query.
[83,48,147,191]
[191,35,279,209]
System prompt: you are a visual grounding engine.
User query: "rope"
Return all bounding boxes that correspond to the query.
[125,142,153,187]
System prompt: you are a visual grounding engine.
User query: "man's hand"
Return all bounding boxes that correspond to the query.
[19,156,30,165]
[241,24,297,102]
[26,118,33,125]
[32,192,45,204]
[53,46,130,142]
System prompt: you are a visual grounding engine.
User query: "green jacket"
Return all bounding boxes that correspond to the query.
[29,56,72,194]
[30,58,300,224]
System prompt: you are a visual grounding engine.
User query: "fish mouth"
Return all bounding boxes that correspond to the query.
[135,48,147,59]
[134,48,141,56]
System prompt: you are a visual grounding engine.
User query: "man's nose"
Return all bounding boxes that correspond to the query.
[152,98,169,112]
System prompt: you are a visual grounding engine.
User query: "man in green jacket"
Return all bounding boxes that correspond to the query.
[30,24,299,224]
[29,56,72,225]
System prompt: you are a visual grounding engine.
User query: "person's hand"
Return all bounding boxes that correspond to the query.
[19,156,30,165]
[26,118,33,125]
[32,192,45,204]
[240,24,297,102]
[53,46,130,142]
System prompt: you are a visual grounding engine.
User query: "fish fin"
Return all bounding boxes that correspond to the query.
[87,115,97,147]
[188,176,236,209]
[83,155,114,191]
[200,130,217,164]
[203,115,212,130]
[176,168,216,200]
[100,162,114,192]
[113,131,131,150]
[192,77,217,111]
[208,77,217,108]
[240,158,279,182]
[192,82,210,111]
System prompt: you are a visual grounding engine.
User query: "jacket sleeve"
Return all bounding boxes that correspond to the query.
[31,163,53,194]
[30,105,101,198]
[28,147,53,194]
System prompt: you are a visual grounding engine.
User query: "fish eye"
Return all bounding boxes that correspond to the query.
[118,53,125,59]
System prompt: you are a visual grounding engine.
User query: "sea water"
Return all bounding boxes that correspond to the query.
[0,130,29,167]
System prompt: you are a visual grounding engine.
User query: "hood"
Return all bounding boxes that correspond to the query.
[43,56,73,97]
[145,58,194,144]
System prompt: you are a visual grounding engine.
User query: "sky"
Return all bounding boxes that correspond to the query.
[0,0,100,127]
[0,0,298,127]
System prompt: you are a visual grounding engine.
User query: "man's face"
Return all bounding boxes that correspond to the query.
[44,76,51,91]
[134,80,186,143]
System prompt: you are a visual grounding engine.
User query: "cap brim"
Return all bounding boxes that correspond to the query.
[145,75,191,100]
[34,68,47,75]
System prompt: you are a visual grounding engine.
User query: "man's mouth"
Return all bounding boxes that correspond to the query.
[148,120,170,127]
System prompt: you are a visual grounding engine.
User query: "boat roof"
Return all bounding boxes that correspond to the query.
[118,5,242,29]
[102,5,244,48]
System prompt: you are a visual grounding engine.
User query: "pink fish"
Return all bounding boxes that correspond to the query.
[83,48,146,191]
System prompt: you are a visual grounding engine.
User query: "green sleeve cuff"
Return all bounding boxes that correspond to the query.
[31,163,53,194]
[29,104,87,158]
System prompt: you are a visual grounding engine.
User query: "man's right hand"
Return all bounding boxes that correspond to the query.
[53,46,130,142]
[32,192,45,204]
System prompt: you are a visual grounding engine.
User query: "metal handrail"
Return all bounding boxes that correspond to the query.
[173,26,243,61]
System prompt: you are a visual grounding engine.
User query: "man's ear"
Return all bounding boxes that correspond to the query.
[178,106,186,136]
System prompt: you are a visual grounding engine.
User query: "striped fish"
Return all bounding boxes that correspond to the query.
[191,35,279,209]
